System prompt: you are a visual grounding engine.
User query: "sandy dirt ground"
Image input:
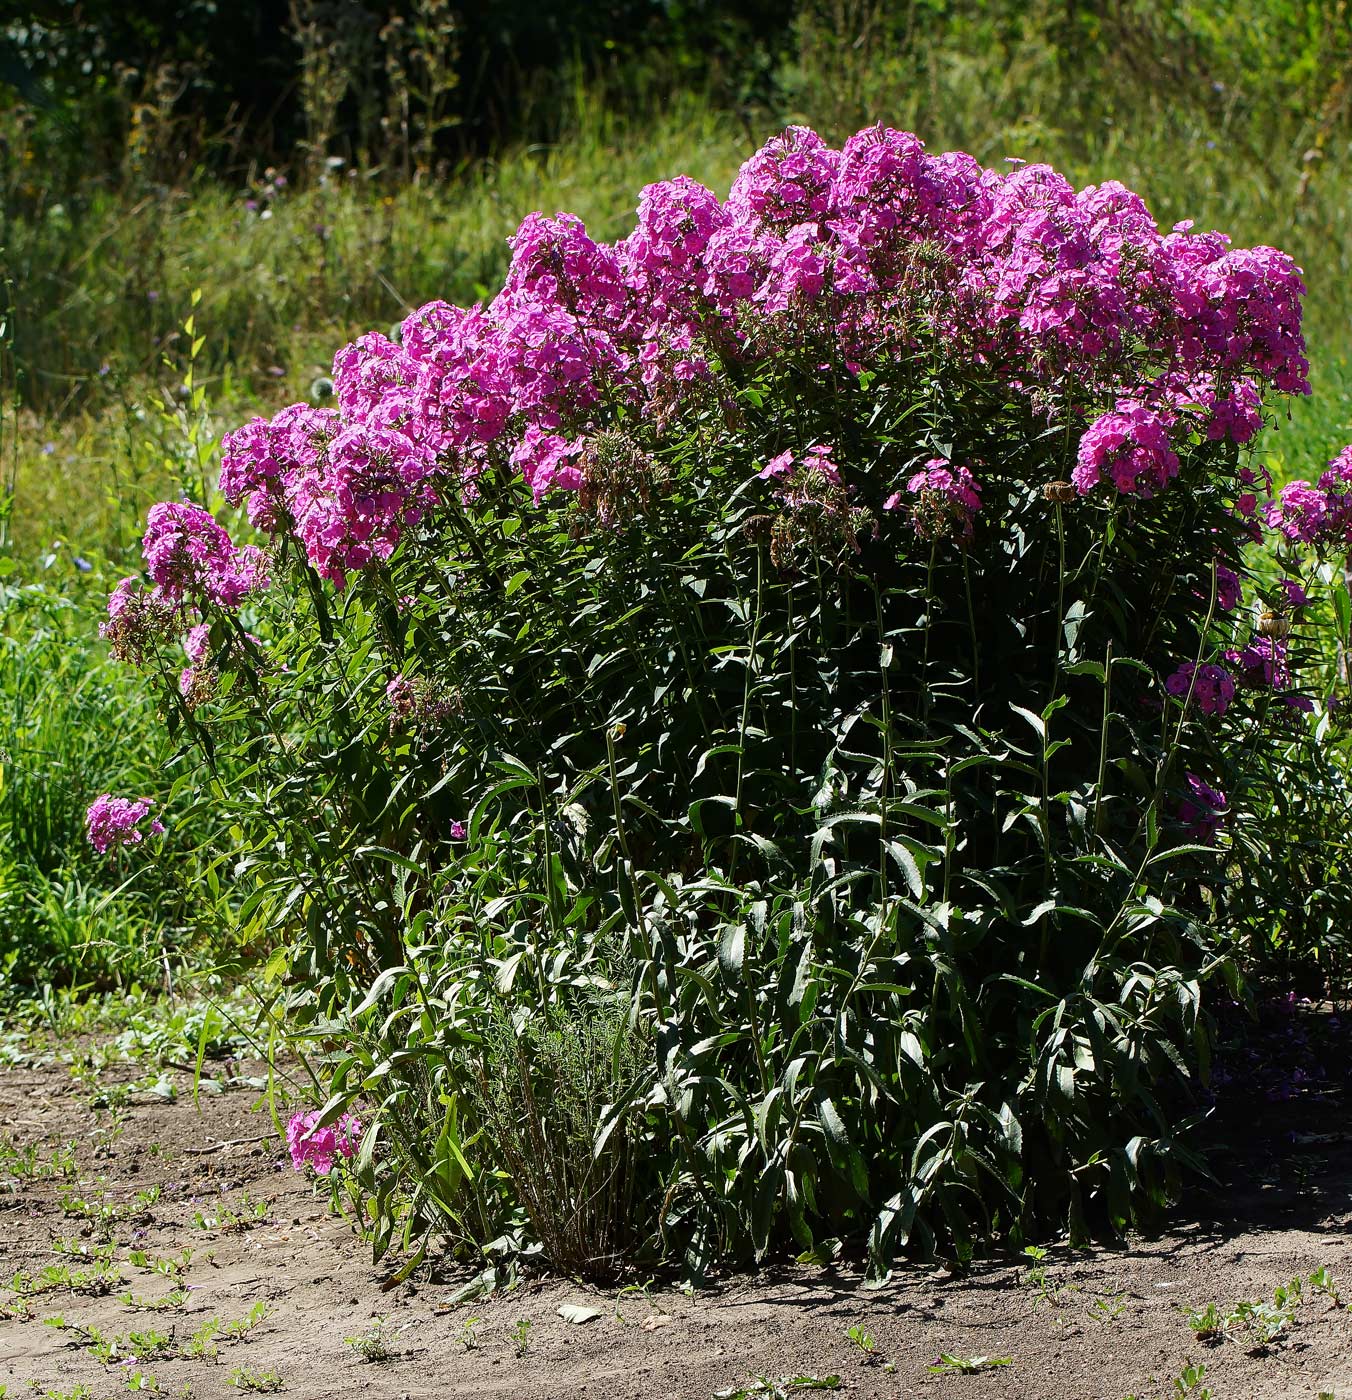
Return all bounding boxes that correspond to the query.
[1,1042,1350,1400]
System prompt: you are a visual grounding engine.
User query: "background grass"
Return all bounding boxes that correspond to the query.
[0,564,198,992]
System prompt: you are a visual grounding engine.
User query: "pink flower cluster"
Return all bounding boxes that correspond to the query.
[1258,447,1352,550]
[142,502,269,607]
[101,504,269,673]
[286,1109,361,1175]
[386,671,460,730]
[85,794,165,854]
[759,443,842,485]
[1071,401,1180,498]
[160,122,1310,592]
[1168,564,1318,718]
[1213,565,1242,612]
[885,457,983,541]
[1226,636,1295,693]
[100,576,180,664]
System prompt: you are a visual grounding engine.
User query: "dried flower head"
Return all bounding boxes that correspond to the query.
[387,673,462,732]
[576,431,671,528]
[100,577,181,666]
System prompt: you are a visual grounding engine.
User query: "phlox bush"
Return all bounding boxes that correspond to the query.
[101,125,1352,1278]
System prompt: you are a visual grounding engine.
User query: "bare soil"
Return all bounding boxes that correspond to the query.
[1,1041,1350,1399]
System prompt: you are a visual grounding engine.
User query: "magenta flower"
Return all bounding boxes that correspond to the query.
[511,426,586,503]
[1072,403,1179,498]
[727,125,839,232]
[450,820,467,840]
[386,672,414,720]
[759,449,796,481]
[99,576,179,665]
[1262,480,1332,545]
[896,457,982,541]
[621,175,726,319]
[1224,638,1292,691]
[1214,565,1242,612]
[906,458,981,510]
[142,502,269,608]
[184,622,211,664]
[86,794,165,854]
[286,1110,361,1175]
[131,122,1313,596]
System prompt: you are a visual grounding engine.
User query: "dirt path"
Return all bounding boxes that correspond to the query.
[1,1049,1350,1399]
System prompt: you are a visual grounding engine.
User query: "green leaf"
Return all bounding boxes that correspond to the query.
[1335,582,1351,642]
[885,840,926,899]
[818,1097,850,1146]
[719,921,746,981]
[1010,704,1045,741]
[690,794,738,836]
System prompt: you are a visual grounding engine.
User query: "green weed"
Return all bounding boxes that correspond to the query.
[844,1324,877,1359]
[1308,1266,1342,1304]
[221,1300,271,1341]
[928,1353,1013,1375]
[191,1193,271,1233]
[118,1287,189,1312]
[1185,1301,1226,1344]
[127,1247,194,1280]
[1089,1292,1127,1323]
[344,1316,396,1363]
[713,1379,840,1400]
[230,1371,285,1393]
[511,1317,532,1357]
[181,1318,221,1362]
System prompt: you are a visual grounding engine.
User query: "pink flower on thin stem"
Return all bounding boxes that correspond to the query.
[286,1110,361,1175]
[891,457,982,542]
[759,449,796,481]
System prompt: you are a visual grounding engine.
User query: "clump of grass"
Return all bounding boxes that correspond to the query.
[0,572,184,992]
[469,992,646,1281]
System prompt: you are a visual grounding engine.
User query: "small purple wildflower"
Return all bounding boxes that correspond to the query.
[1178,773,1227,843]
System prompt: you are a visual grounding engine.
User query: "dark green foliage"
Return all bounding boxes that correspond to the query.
[2,0,789,178]
[165,349,1329,1279]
